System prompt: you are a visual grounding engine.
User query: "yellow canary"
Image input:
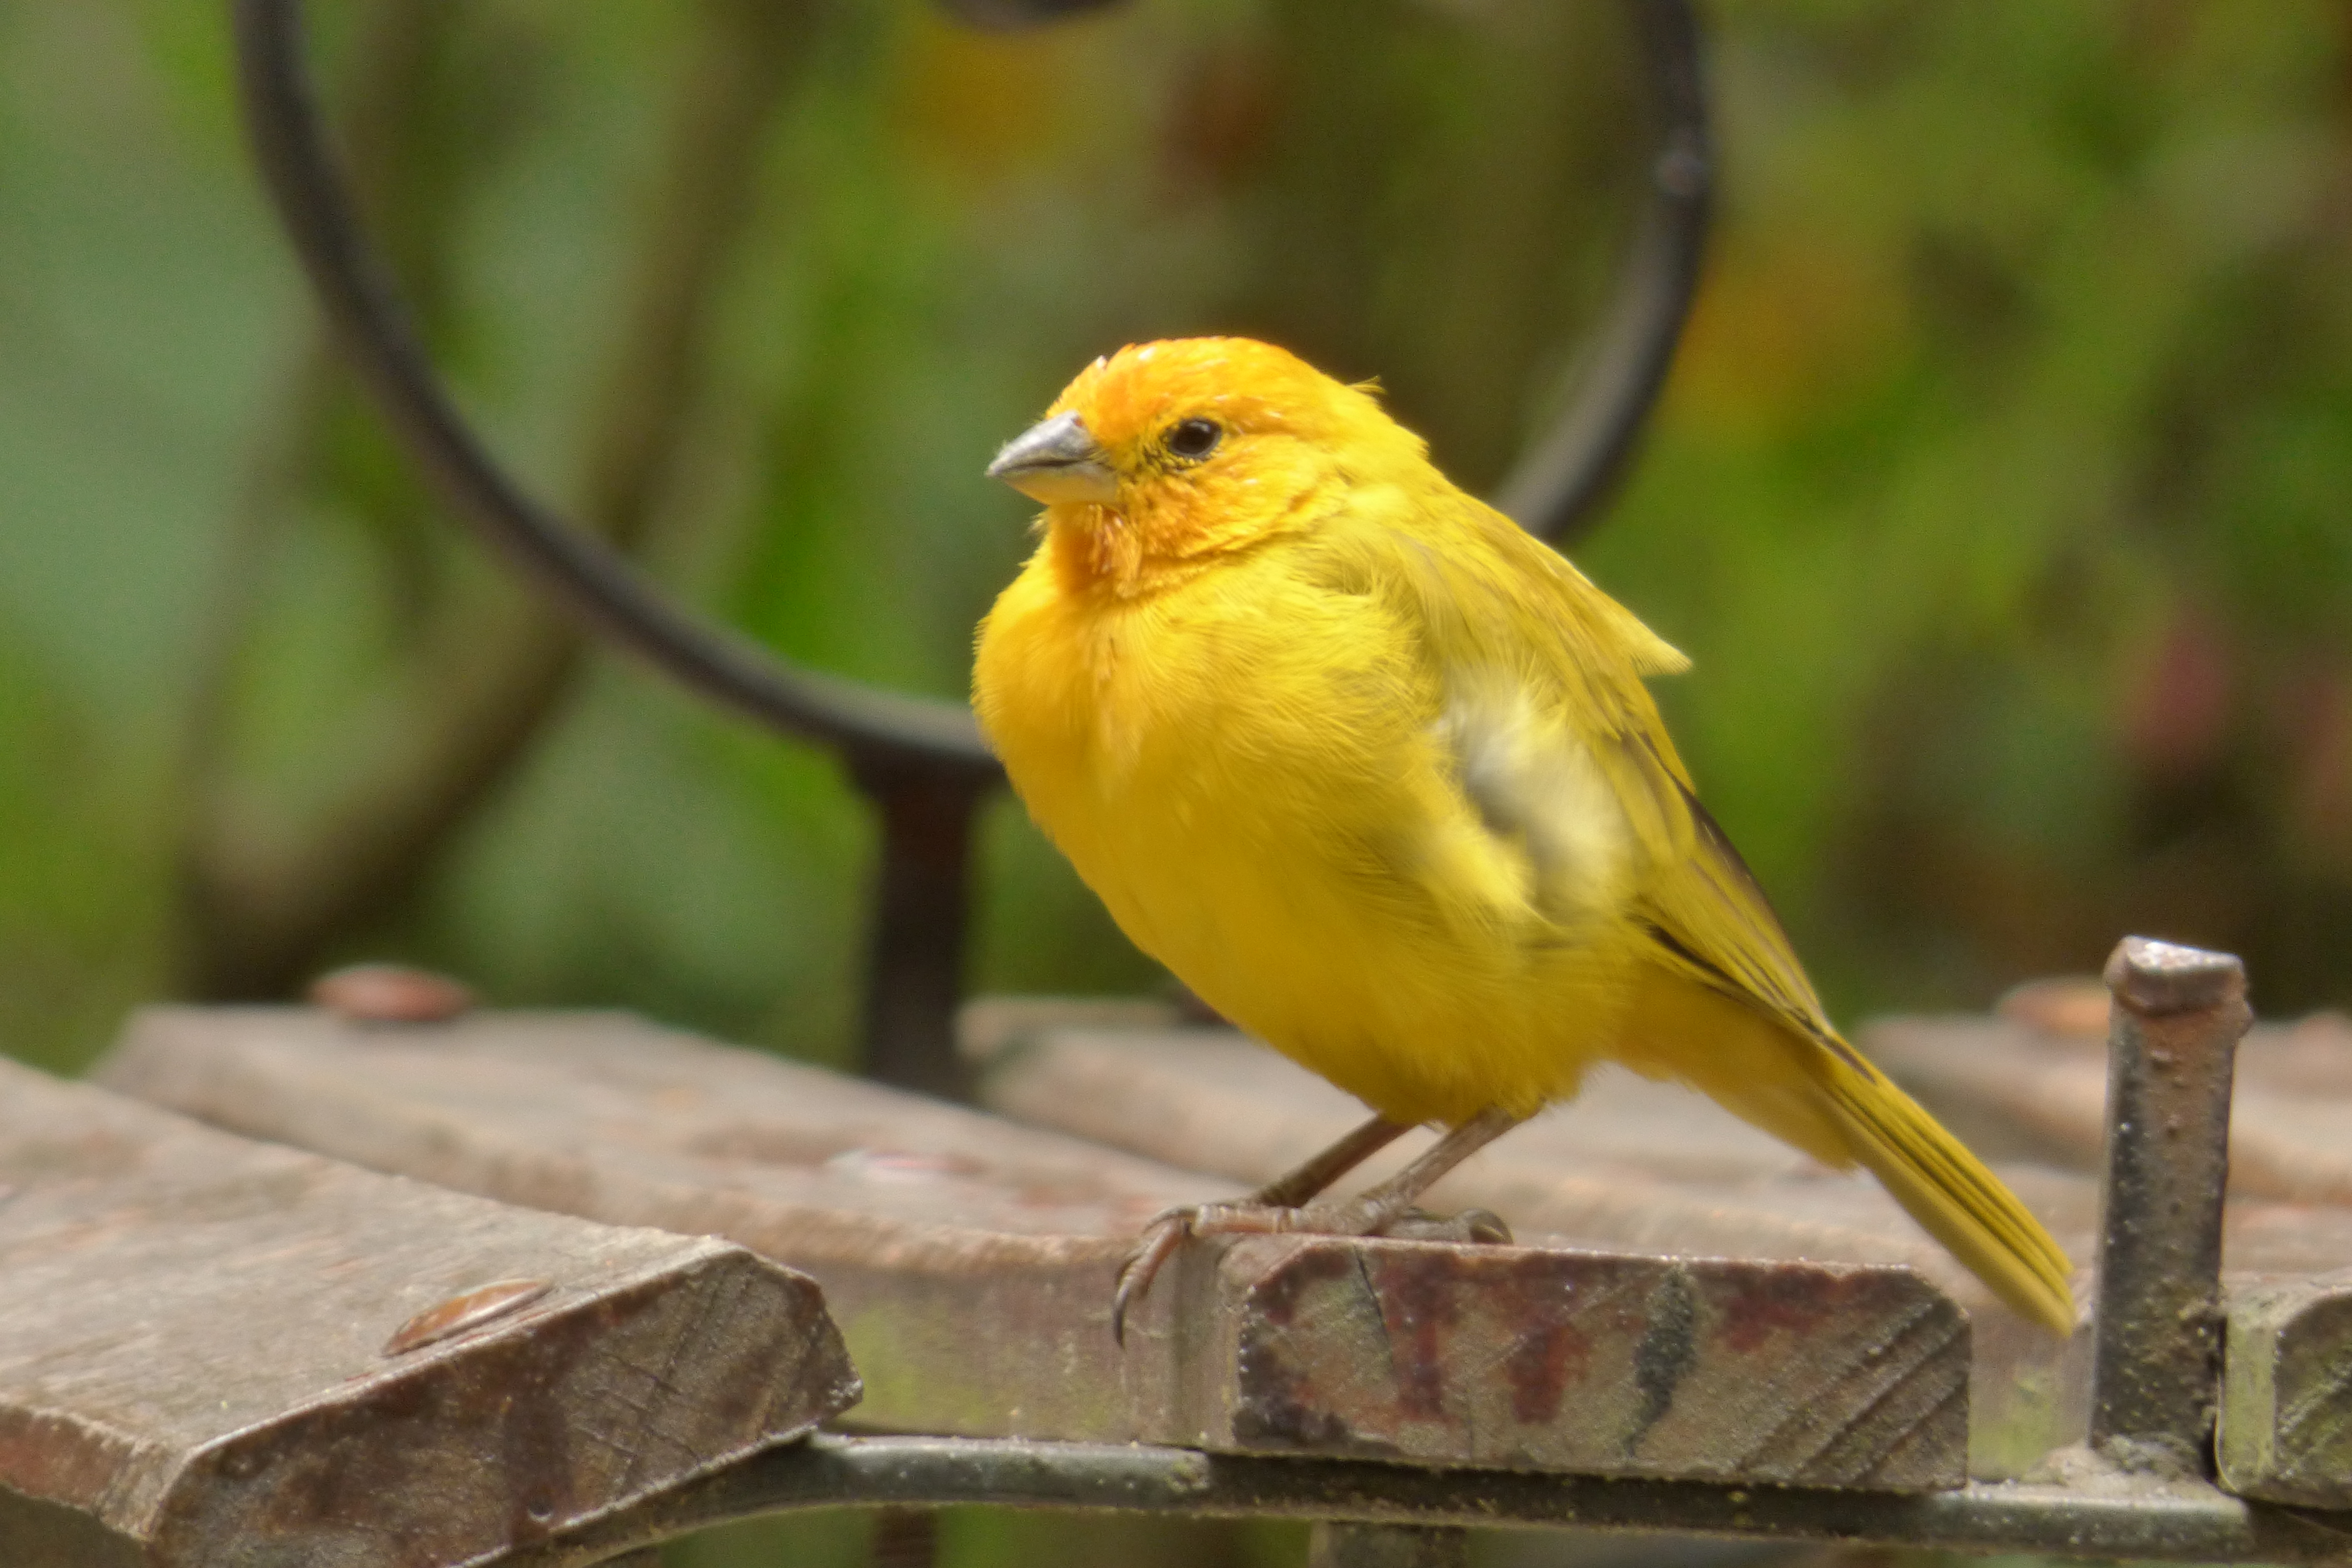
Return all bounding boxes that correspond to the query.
[975,336,2075,1336]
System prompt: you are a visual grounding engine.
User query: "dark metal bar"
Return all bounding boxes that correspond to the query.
[2090,936,2251,1476]
[1309,1523,1469,1568]
[1493,0,1712,546]
[869,1507,939,1568]
[853,768,990,1100]
[509,1434,2352,1568]
[934,0,1125,29]
[229,0,997,783]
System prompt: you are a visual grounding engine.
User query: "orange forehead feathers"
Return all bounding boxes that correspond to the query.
[1046,337,1401,457]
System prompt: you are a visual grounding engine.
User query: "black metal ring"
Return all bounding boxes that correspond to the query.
[1497,0,1711,544]
[230,0,1707,764]
[231,0,997,782]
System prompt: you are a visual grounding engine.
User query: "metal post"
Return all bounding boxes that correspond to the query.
[2089,936,2251,1477]
[870,1507,938,1568]
[1307,1524,1469,1568]
[853,768,988,1103]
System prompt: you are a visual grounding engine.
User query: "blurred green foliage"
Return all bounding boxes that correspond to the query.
[4,0,2347,1083]
[2,1,2348,1564]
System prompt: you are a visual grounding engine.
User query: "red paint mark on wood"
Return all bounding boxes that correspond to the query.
[1716,1268,1856,1354]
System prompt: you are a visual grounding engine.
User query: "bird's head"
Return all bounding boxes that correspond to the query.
[987,337,1422,590]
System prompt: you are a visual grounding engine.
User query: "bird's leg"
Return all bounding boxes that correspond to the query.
[1113,1114,1406,1343]
[1290,1104,1525,1238]
[1253,1113,1412,1206]
[1112,1108,1527,1342]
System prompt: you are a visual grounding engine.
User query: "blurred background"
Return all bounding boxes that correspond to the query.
[0,0,2345,1560]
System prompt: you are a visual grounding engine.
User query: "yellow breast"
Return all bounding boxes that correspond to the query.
[973,538,1637,1126]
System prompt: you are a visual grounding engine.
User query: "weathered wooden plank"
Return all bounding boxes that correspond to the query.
[1917,984,2352,1500]
[0,1056,856,1568]
[1165,1236,1964,1489]
[974,1014,2090,1480]
[99,1006,1215,1452]
[972,1007,2352,1499]
[2219,1269,2352,1507]
[100,1005,1974,1490]
[1863,1003,2352,1206]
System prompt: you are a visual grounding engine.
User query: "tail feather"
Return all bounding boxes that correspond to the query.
[1819,1052,2078,1336]
[1616,745,2079,1332]
[1618,963,2078,1335]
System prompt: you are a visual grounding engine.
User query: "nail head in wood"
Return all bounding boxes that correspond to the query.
[382,1278,554,1357]
[310,963,475,1023]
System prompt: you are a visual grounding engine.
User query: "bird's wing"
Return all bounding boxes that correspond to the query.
[1355,496,2070,1335]
[1629,780,1840,1045]
[1349,496,2077,1334]
[1364,495,1839,1045]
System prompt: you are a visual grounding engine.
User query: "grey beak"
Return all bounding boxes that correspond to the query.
[986,410,1118,505]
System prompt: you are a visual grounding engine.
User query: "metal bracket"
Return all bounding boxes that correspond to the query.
[501,1430,2352,1568]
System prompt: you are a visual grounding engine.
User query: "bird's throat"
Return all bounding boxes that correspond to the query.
[1046,505,1142,594]
[1045,489,1275,599]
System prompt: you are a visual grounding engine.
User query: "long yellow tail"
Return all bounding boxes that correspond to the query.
[1816,1049,2078,1335]
[1618,969,2078,1335]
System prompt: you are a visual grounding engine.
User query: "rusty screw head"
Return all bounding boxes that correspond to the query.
[2103,937,2246,1017]
[383,1279,553,1357]
[311,964,474,1024]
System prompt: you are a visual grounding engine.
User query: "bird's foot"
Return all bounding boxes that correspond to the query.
[1111,1202,1276,1344]
[1381,1206,1514,1246]
[1110,1200,1512,1344]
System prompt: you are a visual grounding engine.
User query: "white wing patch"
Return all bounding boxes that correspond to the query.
[1433,672,1636,937]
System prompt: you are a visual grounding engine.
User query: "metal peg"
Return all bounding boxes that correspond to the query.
[2088,936,2251,1476]
[1307,1523,1469,1568]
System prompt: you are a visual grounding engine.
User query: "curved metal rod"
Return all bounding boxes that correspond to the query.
[935,0,1126,31]
[1495,0,1711,545]
[510,1434,2352,1568]
[231,0,999,783]
[232,0,1706,772]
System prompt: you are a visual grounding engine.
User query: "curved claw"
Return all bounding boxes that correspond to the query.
[1111,1200,1305,1344]
[1111,1207,1196,1346]
[1110,1199,1363,1343]
[1109,1197,1511,1344]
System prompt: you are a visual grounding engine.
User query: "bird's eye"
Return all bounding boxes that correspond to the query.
[1165,419,1222,461]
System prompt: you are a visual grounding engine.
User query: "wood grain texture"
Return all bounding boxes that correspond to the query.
[99,1005,1218,1450]
[2220,1270,2352,1507]
[0,1056,856,1568]
[977,1015,2091,1480]
[102,1006,1973,1489]
[1872,1005,2352,1504]
[1171,1237,1965,1489]
[978,1004,2352,1501]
